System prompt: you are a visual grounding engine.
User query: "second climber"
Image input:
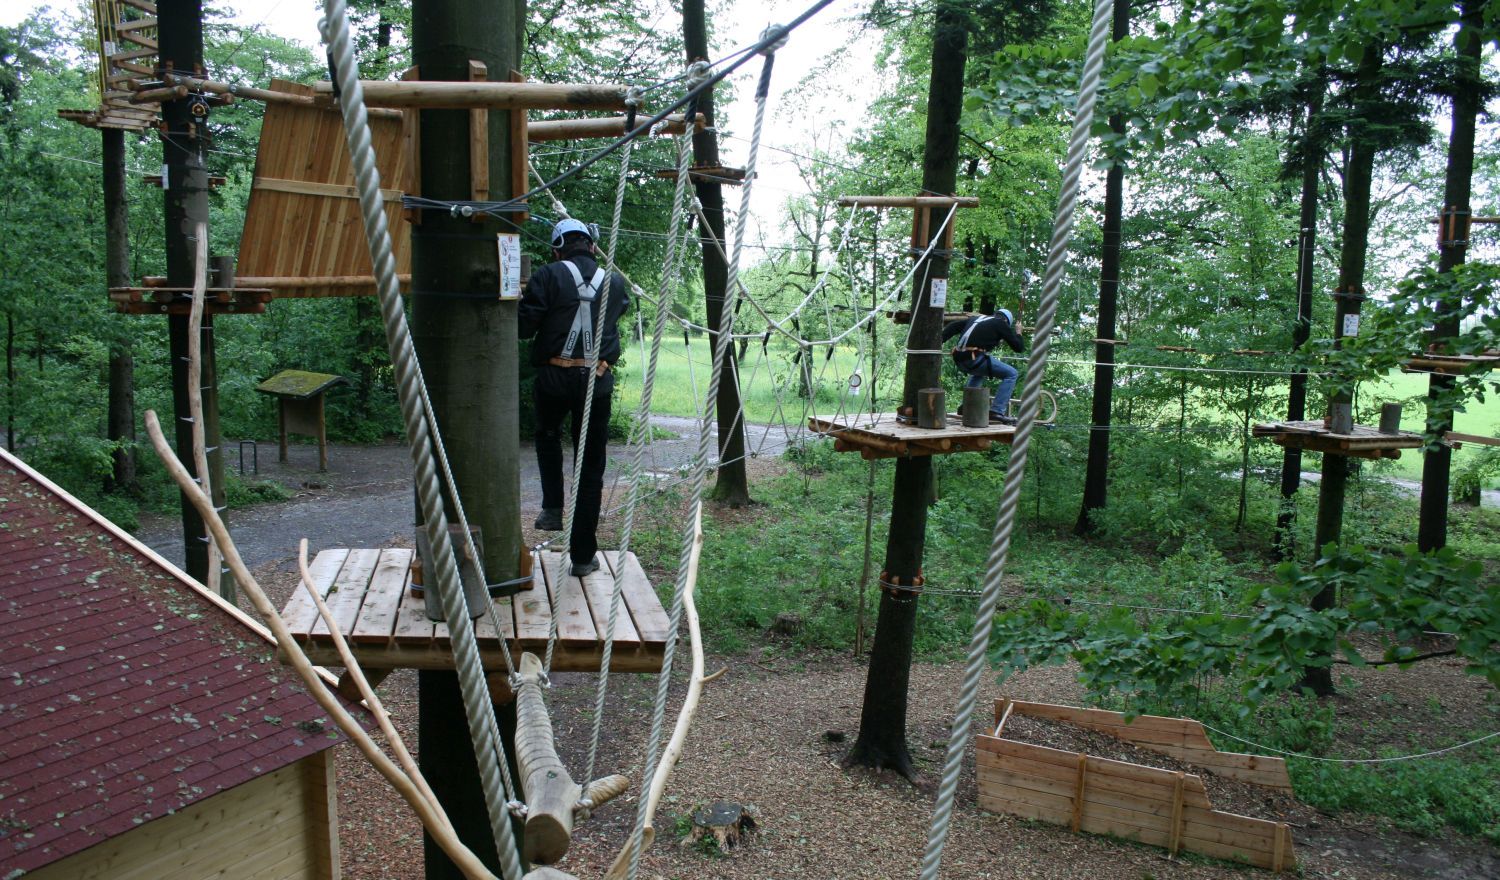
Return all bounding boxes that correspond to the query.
[519,218,630,577]
[943,308,1025,425]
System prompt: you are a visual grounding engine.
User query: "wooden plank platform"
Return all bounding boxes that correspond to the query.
[1402,352,1500,375]
[809,412,1014,459]
[1251,419,1428,460]
[108,286,272,316]
[279,548,667,677]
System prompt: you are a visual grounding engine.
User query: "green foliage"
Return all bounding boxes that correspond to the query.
[1292,749,1500,842]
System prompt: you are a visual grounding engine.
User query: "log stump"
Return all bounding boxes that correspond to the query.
[771,611,803,636]
[687,801,756,852]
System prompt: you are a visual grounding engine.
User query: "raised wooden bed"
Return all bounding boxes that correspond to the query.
[976,699,1296,872]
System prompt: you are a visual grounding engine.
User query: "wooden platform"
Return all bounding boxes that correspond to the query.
[279,548,669,683]
[1251,419,1428,460]
[108,286,273,315]
[809,412,1015,459]
[1402,352,1500,375]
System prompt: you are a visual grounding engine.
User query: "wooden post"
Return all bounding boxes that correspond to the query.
[1168,771,1186,855]
[1070,753,1087,832]
[310,79,629,109]
[468,61,489,215]
[917,387,945,428]
[515,653,581,864]
[102,127,137,495]
[316,393,329,471]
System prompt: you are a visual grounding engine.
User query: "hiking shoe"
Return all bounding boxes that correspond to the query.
[989,414,1018,426]
[570,559,600,578]
[533,509,563,531]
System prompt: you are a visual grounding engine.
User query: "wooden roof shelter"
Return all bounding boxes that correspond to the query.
[0,447,353,880]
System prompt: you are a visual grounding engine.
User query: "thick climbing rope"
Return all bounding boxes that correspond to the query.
[319,4,525,877]
[918,0,1115,875]
[621,36,782,880]
[583,123,702,785]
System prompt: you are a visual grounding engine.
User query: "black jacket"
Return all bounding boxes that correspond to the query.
[518,253,630,367]
[942,313,1024,354]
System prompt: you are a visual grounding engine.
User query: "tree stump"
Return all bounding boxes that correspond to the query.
[771,611,803,636]
[687,801,755,851]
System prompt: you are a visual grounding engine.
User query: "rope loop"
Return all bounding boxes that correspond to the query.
[624,86,643,109]
[685,60,712,87]
[759,24,790,53]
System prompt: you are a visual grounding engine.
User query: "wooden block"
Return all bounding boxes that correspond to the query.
[541,552,598,645]
[469,60,489,211]
[579,560,642,647]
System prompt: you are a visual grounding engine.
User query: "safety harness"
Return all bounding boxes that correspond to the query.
[559,260,609,359]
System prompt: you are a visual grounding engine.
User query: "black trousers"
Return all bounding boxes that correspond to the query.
[534,365,613,565]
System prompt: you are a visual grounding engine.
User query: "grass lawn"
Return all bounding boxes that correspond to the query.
[1361,370,1500,484]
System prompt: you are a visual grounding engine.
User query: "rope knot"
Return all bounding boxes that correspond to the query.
[624,86,643,109]
[685,60,712,87]
[759,24,789,54]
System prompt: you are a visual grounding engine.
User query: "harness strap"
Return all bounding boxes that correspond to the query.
[559,260,609,359]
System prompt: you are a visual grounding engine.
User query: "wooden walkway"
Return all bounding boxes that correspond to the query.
[280,548,669,681]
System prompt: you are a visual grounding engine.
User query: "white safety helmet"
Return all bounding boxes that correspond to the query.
[998,308,1014,324]
[551,218,599,248]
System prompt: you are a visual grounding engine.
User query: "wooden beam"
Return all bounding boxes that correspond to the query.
[311,79,630,111]
[1445,431,1500,447]
[509,70,529,224]
[836,195,980,209]
[235,274,413,289]
[527,112,702,142]
[515,652,583,865]
[252,176,404,202]
[469,60,489,212]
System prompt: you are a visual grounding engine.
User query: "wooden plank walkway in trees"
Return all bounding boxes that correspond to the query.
[280,548,667,683]
[1251,419,1429,460]
[809,412,1015,460]
[1401,351,1500,375]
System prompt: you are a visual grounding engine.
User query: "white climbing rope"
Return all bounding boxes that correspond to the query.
[318,4,526,876]
[919,0,1115,875]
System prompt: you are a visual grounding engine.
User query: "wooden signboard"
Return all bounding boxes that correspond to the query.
[236,80,413,299]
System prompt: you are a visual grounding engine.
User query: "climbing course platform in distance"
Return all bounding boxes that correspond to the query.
[809,412,1015,460]
[280,548,668,689]
[1251,419,1430,460]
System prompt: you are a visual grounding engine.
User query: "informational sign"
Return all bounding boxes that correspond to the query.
[1342,313,1360,337]
[497,233,522,300]
[930,277,948,308]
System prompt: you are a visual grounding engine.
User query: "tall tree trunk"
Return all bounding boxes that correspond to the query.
[103,127,137,495]
[845,4,967,779]
[5,312,14,453]
[1275,83,1323,558]
[159,0,228,594]
[1074,0,1129,536]
[1306,47,1383,697]
[683,0,752,507]
[410,0,523,875]
[1418,0,1484,551]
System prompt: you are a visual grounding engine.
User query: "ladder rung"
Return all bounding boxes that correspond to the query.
[109,47,156,62]
[118,32,157,49]
[112,60,156,75]
[115,16,157,31]
[117,0,157,13]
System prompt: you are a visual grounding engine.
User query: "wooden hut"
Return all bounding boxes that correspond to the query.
[0,447,357,880]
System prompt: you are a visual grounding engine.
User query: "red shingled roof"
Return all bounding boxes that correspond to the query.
[0,449,350,875]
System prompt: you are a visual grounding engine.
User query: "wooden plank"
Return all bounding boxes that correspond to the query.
[302,751,339,879]
[296,640,661,674]
[253,176,404,202]
[469,60,489,207]
[1446,430,1500,447]
[603,550,670,643]
[978,793,1171,848]
[976,748,1212,809]
[475,594,517,643]
[392,573,437,644]
[838,195,980,208]
[514,556,555,642]
[402,66,420,225]
[542,552,599,645]
[579,557,641,647]
[1000,699,1217,744]
[509,70,528,224]
[979,736,1202,791]
[311,79,631,110]
[350,548,413,644]
[312,548,381,637]
[281,548,349,636]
